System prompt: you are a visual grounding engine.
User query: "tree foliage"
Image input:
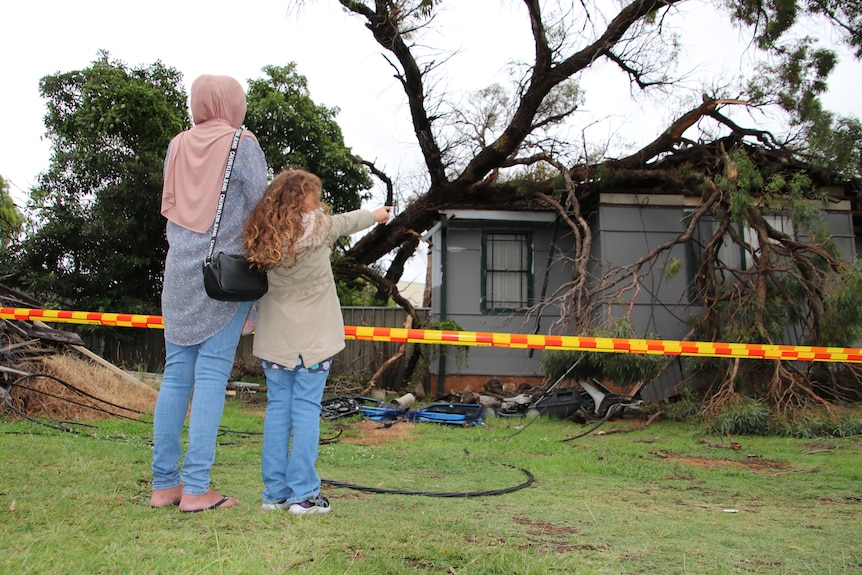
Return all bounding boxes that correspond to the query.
[730,0,862,57]
[3,53,188,313]
[244,64,381,305]
[244,64,373,214]
[0,176,24,248]
[2,57,378,313]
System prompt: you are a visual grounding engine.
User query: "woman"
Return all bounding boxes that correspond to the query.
[150,75,268,512]
[244,169,390,515]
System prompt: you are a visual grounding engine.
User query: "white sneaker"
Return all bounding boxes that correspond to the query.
[261,499,289,511]
[288,494,331,515]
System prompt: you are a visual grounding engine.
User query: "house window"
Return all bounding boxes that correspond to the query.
[714,214,794,270]
[481,231,533,312]
[686,212,795,302]
[741,213,794,268]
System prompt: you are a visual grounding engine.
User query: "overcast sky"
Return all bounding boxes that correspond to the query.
[2,1,860,283]
[2,1,538,283]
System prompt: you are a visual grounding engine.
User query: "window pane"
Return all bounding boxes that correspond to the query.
[484,232,531,311]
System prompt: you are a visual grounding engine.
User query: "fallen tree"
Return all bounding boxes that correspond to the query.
[311,2,862,410]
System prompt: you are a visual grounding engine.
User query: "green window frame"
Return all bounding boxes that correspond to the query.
[685,211,795,304]
[481,231,533,313]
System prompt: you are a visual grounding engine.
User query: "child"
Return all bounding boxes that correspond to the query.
[244,168,391,515]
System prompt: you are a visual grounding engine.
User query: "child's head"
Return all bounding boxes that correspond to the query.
[272,168,323,212]
[244,168,327,270]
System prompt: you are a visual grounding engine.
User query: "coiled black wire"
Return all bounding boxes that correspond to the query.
[322,463,534,497]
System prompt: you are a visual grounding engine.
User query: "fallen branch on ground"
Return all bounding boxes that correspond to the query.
[697,435,742,450]
[595,410,663,435]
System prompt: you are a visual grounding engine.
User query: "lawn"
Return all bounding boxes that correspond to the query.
[1,397,861,574]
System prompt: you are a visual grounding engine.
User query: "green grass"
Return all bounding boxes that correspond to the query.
[2,400,861,574]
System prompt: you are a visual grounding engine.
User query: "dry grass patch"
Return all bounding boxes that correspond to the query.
[7,353,157,421]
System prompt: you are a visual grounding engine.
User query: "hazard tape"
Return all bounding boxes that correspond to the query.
[0,307,164,329]
[3,307,862,363]
[343,326,862,363]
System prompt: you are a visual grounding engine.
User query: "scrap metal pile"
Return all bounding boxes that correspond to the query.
[321,374,644,428]
[322,394,486,426]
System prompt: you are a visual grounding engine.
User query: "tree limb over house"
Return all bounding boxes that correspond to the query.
[305,1,862,409]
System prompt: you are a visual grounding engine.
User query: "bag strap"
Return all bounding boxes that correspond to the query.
[205,128,244,263]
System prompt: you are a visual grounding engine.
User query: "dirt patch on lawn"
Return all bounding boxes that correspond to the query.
[338,419,418,445]
[514,516,605,553]
[662,453,795,474]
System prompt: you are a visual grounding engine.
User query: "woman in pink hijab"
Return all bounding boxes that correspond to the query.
[150,75,268,512]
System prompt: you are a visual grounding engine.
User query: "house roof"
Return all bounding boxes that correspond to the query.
[422,208,557,240]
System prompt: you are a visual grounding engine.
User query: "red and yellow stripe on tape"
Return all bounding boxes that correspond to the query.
[1,307,164,329]
[3,307,862,363]
[343,326,862,362]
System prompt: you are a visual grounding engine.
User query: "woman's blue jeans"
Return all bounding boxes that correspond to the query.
[261,360,328,505]
[151,302,251,496]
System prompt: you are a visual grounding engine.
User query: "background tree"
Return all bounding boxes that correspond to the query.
[245,63,383,303]
[2,52,188,313]
[245,64,373,214]
[1,57,380,313]
[0,176,24,248]
[300,1,862,409]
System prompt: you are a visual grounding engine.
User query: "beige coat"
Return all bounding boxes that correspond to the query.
[252,209,377,368]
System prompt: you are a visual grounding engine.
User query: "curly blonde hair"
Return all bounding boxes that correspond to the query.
[244,169,328,270]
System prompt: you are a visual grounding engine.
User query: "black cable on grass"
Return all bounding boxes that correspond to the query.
[559,416,610,442]
[0,373,325,447]
[2,374,151,440]
[1,373,264,445]
[559,402,629,442]
[504,355,584,439]
[322,463,534,497]
[3,373,141,433]
[4,374,537,498]
[319,429,343,444]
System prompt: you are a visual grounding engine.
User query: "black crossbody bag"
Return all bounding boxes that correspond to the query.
[201,128,268,301]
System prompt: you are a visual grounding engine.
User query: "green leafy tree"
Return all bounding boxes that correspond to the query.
[0,175,24,248]
[244,64,373,214]
[748,38,862,180]
[730,0,862,56]
[2,57,376,313]
[4,52,187,313]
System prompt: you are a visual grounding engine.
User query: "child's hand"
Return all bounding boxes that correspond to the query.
[373,206,392,224]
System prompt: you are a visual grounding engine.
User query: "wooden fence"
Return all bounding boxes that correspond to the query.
[80,307,429,391]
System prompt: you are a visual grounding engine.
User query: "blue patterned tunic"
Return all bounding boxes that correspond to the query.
[161,135,268,346]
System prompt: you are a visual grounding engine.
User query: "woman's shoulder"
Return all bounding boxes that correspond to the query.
[234,133,267,178]
[238,131,263,153]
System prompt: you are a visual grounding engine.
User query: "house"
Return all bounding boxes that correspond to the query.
[423,188,859,398]
[423,198,572,396]
[395,280,426,308]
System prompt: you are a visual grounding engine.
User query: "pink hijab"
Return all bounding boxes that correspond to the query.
[161,75,258,233]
